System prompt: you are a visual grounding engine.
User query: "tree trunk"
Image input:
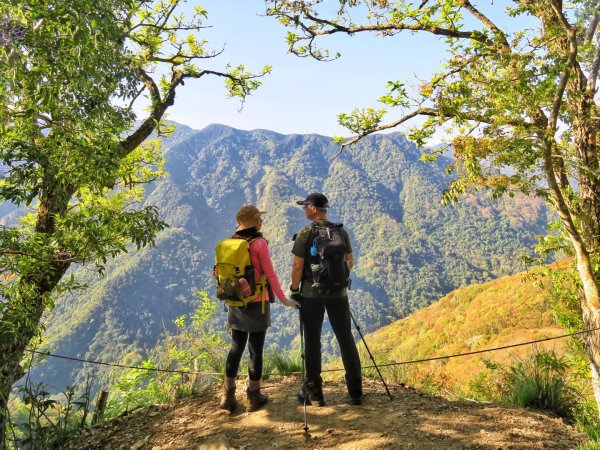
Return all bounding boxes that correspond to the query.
[0,258,69,447]
[541,111,600,413]
[0,290,46,449]
[0,186,69,447]
[573,97,600,251]
[572,91,600,413]
[571,243,600,413]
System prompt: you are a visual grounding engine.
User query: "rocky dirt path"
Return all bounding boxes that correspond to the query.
[68,377,586,449]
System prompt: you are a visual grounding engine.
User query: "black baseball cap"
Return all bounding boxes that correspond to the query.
[296,192,329,209]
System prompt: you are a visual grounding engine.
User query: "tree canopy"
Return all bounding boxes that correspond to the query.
[267,0,600,413]
[0,1,269,444]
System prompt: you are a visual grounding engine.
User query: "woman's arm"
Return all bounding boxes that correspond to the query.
[254,239,286,301]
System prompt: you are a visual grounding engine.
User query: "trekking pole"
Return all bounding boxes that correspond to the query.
[299,307,309,432]
[349,309,393,400]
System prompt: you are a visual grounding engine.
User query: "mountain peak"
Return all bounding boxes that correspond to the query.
[200,123,234,132]
[198,123,237,138]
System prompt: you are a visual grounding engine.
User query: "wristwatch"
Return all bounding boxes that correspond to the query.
[290,285,300,292]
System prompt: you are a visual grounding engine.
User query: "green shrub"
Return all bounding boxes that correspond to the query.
[104,292,224,419]
[578,438,600,450]
[498,350,578,422]
[464,350,578,420]
[103,360,169,421]
[6,381,92,449]
[467,359,503,402]
[574,398,600,443]
[263,349,302,379]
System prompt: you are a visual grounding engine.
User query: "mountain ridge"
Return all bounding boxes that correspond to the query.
[23,122,550,390]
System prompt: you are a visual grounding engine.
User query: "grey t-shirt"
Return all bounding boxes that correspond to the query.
[292,220,352,299]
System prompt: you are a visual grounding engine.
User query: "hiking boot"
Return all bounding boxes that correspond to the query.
[347,379,363,406]
[219,385,238,412]
[297,382,325,407]
[350,395,364,405]
[246,388,269,412]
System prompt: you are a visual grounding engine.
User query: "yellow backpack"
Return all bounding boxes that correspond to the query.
[213,237,268,311]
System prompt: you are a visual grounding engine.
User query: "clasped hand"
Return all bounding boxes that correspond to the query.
[282,296,301,308]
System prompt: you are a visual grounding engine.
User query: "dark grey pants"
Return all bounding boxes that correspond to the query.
[300,296,362,397]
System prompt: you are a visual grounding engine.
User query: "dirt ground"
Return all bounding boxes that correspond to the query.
[66,377,587,449]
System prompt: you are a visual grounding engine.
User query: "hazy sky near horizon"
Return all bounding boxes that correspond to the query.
[161,1,516,138]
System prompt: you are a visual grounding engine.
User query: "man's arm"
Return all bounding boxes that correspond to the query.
[346,252,354,272]
[291,255,304,290]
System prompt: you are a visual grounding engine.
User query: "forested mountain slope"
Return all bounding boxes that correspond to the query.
[22,123,549,389]
[359,261,569,393]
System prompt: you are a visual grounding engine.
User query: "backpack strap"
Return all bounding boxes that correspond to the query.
[225,236,268,313]
[301,224,319,283]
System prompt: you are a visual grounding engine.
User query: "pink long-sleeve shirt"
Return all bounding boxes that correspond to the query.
[248,238,286,303]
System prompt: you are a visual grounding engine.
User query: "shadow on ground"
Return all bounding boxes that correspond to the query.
[66,377,585,449]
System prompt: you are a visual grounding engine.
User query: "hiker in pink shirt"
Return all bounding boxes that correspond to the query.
[219,205,300,413]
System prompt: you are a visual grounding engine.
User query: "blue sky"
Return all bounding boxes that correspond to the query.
[161,0,448,137]
[163,1,516,137]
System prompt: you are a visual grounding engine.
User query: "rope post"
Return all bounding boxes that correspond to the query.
[193,359,200,389]
[91,389,108,425]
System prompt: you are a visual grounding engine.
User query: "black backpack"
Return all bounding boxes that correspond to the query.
[304,222,350,294]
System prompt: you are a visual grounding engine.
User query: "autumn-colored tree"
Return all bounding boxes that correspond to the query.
[0,1,269,444]
[267,0,600,412]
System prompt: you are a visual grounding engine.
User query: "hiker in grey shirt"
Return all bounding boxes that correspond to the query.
[289,192,363,406]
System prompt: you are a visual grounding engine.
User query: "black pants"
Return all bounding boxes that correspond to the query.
[300,296,362,397]
[225,329,266,381]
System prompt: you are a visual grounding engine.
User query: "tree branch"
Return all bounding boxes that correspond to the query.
[120,66,264,155]
[127,86,146,112]
[337,108,437,154]
[0,249,77,264]
[549,0,572,31]
[128,23,210,33]
[460,0,509,47]
[156,0,177,31]
[585,1,600,44]
[337,106,533,153]
[589,42,600,93]
[295,10,495,46]
[147,46,224,64]
[549,27,578,131]
[548,1,587,91]
[120,67,182,155]
[540,135,585,253]
[135,67,161,105]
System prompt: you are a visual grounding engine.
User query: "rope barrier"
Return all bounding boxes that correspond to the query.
[24,326,600,377]
[24,349,222,377]
[322,325,600,373]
